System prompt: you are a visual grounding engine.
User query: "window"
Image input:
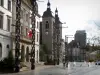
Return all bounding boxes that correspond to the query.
[0,13,3,29]
[37,22,38,28]
[37,33,38,42]
[7,16,11,31]
[26,28,28,36]
[7,45,9,49]
[20,25,23,35]
[26,47,29,62]
[26,13,29,22]
[6,45,9,56]
[8,0,11,11]
[0,0,4,6]
[21,10,23,19]
[37,50,38,63]
[23,9,26,21]
[0,43,2,58]
[45,21,49,29]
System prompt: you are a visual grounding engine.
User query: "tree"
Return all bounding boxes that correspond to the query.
[96,52,100,61]
[40,44,49,61]
[39,45,46,61]
[39,44,53,64]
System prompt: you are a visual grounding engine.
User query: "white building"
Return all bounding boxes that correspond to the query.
[12,0,40,64]
[35,15,41,63]
[0,0,12,60]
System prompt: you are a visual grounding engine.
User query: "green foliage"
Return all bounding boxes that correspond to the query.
[39,45,46,61]
[88,59,94,62]
[92,45,100,51]
[39,44,51,62]
[96,53,100,60]
[42,44,50,54]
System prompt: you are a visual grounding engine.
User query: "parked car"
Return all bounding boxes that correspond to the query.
[95,61,100,65]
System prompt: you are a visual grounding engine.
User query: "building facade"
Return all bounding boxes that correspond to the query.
[67,40,81,61]
[41,1,62,64]
[55,8,62,64]
[60,39,65,62]
[0,0,12,60]
[42,1,55,60]
[12,0,40,64]
[75,30,86,48]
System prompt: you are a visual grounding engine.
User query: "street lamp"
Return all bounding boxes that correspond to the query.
[15,0,21,72]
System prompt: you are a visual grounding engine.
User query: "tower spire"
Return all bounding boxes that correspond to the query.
[55,7,60,23]
[42,0,53,18]
[55,7,58,15]
[47,0,50,8]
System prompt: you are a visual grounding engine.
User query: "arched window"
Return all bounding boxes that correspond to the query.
[21,45,25,62]
[7,44,9,49]
[0,43,2,58]
[45,21,49,29]
[6,44,9,56]
[37,50,38,63]
[26,46,29,62]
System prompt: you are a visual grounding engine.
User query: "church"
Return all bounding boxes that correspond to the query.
[40,0,62,64]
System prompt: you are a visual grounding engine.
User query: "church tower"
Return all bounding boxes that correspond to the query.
[55,8,62,64]
[42,0,55,60]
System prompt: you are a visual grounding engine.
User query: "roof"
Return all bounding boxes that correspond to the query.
[42,8,53,18]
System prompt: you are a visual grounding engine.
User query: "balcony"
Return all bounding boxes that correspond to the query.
[11,32,32,44]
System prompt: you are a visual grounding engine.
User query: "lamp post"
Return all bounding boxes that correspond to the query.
[15,0,21,72]
[30,0,36,70]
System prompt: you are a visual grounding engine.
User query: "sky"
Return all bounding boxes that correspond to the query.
[37,0,100,43]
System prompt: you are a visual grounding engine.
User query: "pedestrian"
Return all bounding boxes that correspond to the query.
[80,64,82,67]
[73,62,76,67]
[63,62,65,68]
[88,63,89,67]
[66,62,68,67]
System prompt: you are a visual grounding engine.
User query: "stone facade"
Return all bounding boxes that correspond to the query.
[75,30,86,48]
[12,0,40,63]
[42,1,55,60]
[41,1,62,63]
[0,0,12,60]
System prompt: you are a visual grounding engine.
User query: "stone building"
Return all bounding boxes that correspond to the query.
[60,39,65,62]
[0,0,12,60]
[41,1,62,63]
[41,1,55,60]
[12,0,40,64]
[75,30,86,48]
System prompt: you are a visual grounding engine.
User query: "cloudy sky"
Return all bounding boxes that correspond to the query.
[38,0,100,43]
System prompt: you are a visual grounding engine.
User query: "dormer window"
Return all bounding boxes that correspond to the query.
[45,21,49,29]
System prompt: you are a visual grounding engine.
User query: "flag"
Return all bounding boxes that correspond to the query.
[28,29,32,38]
